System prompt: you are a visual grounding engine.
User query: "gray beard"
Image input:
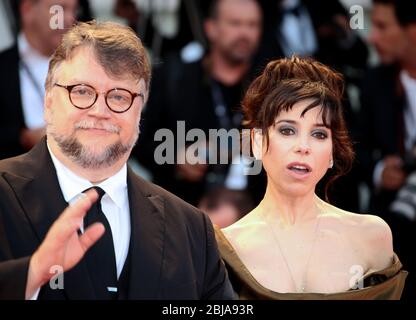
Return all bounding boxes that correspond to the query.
[50,130,138,169]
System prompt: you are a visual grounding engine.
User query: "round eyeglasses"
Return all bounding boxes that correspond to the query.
[54,83,144,113]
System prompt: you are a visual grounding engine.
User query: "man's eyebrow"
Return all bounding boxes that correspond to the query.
[67,79,92,85]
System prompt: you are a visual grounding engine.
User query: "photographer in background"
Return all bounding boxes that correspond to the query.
[134,0,262,206]
[358,0,416,300]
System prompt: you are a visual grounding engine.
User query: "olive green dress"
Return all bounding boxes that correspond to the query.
[215,227,407,300]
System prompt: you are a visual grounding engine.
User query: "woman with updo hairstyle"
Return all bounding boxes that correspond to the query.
[214,56,407,299]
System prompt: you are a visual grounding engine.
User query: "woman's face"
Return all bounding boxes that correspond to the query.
[258,100,333,197]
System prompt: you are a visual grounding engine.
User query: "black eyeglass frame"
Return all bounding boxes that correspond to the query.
[54,83,144,113]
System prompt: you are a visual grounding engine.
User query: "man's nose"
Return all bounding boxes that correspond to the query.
[88,94,111,117]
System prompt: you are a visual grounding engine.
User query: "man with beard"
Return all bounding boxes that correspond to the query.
[0,21,234,300]
[135,0,262,206]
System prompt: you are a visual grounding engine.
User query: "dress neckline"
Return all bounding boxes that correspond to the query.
[214,226,403,299]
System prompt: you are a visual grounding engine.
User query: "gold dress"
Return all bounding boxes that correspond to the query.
[215,227,407,300]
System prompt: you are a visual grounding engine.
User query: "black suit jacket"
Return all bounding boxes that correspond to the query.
[359,65,405,162]
[359,64,416,301]
[134,55,251,205]
[0,45,26,160]
[0,138,234,299]
[256,0,368,75]
[358,64,405,213]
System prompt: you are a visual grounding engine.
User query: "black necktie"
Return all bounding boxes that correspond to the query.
[83,187,118,299]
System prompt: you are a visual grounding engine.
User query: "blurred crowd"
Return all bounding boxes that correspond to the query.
[1,0,416,299]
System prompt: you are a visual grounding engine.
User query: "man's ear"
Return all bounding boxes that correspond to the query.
[204,19,216,43]
[251,128,263,160]
[138,79,148,104]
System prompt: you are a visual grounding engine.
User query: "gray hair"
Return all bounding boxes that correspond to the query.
[45,20,151,91]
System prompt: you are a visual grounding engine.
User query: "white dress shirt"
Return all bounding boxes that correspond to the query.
[279,0,318,58]
[29,145,131,300]
[373,70,416,189]
[400,70,416,153]
[18,32,48,129]
[48,146,131,279]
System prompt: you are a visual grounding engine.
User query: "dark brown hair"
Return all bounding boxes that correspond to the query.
[45,20,151,91]
[373,0,416,26]
[242,56,354,200]
[207,0,260,20]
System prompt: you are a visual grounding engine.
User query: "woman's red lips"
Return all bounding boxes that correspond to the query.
[287,162,312,173]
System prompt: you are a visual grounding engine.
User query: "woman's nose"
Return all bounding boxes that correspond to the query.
[294,137,311,155]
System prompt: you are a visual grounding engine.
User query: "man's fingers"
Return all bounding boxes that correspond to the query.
[79,223,105,252]
[47,189,99,241]
[64,189,99,220]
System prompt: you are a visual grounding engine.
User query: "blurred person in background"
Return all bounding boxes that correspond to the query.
[358,0,416,300]
[100,0,206,63]
[256,0,369,80]
[199,187,254,228]
[134,0,262,206]
[0,0,79,160]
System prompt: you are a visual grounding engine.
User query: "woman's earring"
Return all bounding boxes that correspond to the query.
[329,159,334,169]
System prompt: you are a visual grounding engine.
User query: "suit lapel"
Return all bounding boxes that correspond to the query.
[4,138,96,299]
[5,139,167,299]
[6,141,66,241]
[126,168,165,299]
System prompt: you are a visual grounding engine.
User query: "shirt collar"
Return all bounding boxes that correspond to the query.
[47,143,128,209]
[281,0,301,11]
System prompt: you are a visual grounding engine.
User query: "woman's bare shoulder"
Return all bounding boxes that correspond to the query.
[319,199,393,270]
[331,206,391,239]
[222,208,265,246]
[355,213,394,271]
[318,198,391,231]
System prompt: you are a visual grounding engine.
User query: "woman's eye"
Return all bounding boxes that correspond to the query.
[312,131,328,139]
[279,127,295,136]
